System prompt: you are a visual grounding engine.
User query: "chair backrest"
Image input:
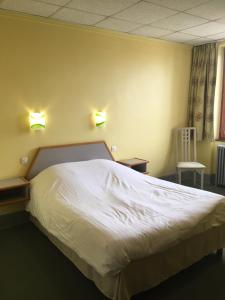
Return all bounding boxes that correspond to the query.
[176,127,197,162]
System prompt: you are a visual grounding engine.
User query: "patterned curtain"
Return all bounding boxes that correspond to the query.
[219,49,225,140]
[188,43,217,141]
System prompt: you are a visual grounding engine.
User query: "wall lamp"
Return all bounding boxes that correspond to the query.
[29,112,46,130]
[95,111,106,127]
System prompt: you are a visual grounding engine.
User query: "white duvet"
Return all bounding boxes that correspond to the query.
[27,159,225,276]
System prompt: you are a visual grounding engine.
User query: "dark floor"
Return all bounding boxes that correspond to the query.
[1,177,225,300]
[164,173,225,196]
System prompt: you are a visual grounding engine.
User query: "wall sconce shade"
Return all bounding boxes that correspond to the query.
[29,112,46,130]
[95,111,106,127]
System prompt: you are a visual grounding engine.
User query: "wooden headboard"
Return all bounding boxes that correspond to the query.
[26,141,114,180]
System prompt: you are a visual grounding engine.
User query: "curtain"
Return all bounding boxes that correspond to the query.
[188,43,217,141]
[219,49,225,140]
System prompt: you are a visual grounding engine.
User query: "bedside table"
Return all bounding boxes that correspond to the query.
[117,158,149,174]
[0,177,30,206]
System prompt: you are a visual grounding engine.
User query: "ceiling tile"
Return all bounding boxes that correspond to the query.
[145,0,210,11]
[216,17,225,24]
[114,2,177,25]
[163,32,198,42]
[132,25,173,37]
[34,0,70,5]
[67,0,139,16]
[151,12,207,31]
[186,0,225,21]
[95,17,139,32]
[51,7,105,25]
[182,21,225,36]
[1,0,225,44]
[0,0,59,16]
[185,37,213,44]
[206,31,225,40]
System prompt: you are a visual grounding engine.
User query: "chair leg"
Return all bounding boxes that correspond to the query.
[178,169,182,184]
[200,170,204,189]
[193,171,196,186]
[217,248,223,256]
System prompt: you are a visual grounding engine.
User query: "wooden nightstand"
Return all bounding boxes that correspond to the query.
[0,177,30,206]
[117,158,149,174]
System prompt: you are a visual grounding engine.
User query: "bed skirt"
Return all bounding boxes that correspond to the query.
[31,216,225,300]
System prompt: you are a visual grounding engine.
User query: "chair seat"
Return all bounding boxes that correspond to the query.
[177,161,206,169]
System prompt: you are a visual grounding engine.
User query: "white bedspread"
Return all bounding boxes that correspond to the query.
[27,159,225,276]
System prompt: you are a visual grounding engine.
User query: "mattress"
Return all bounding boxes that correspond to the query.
[27,159,225,278]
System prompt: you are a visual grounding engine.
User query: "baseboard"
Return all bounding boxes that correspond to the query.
[0,211,30,230]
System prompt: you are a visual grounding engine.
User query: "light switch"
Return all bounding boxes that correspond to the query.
[111,145,117,152]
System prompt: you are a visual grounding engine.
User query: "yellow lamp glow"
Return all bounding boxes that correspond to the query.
[95,111,106,127]
[29,112,46,130]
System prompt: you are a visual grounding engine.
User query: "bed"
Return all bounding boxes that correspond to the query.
[26,141,225,300]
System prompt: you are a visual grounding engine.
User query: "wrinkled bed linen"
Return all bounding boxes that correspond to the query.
[27,159,225,276]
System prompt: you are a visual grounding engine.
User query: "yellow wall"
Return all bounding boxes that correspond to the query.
[0,11,192,180]
[197,142,214,174]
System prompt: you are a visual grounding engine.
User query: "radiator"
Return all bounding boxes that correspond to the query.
[216,145,225,186]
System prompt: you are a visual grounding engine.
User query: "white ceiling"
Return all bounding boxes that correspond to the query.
[1,0,225,45]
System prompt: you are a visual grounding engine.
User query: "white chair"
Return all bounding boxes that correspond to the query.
[176,127,206,189]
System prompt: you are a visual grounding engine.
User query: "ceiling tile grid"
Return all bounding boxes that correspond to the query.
[1,0,225,45]
[163,32,198,42]
[52,7,105,25]
[182,21,225,37]
[36,0,70,5]
[132,25,173,37]
[144,0,210,12]
[113,2,177,24]
[186,0,225,21]
[67,0,140,16]
[0,0,59,17]
[95,17,140,32]
[150,13,208,31]
[185,36,214,45]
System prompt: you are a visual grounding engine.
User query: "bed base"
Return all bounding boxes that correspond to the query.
[30,216,225,300]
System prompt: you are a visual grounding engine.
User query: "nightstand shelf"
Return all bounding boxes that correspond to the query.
[0,177,30,206]
[117,158,149,174]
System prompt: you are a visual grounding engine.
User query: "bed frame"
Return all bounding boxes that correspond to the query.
[26,140,225,300]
